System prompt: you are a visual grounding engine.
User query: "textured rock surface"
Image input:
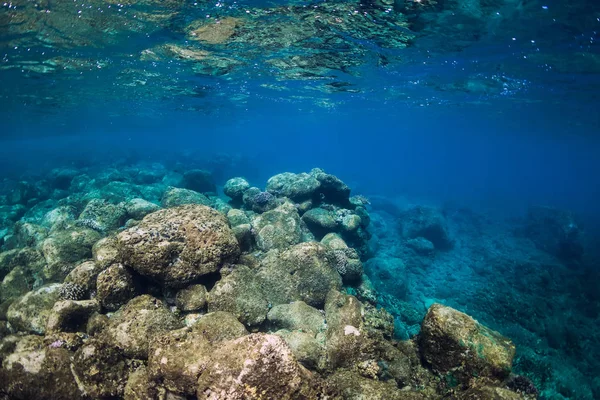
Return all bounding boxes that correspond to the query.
[267,301,326,336]
[196,333,323,399]
[207,265,269,327]
[176,284,208,311]
[104,295,182,359]
[251,201,302,251]
[7,284,61,334]
[117,205,240,287]
[96,263,136,311]
[419,303,515,384]
[257,242,342,308]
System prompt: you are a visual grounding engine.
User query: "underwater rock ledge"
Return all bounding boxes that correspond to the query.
[0,164,538,399]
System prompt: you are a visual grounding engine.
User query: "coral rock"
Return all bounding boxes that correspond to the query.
[117,204,240,288]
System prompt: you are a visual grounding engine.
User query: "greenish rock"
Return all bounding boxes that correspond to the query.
[266,172,321,201]
[45,299,100,333]
[96,263,136,311]
[40,227,102,281]
[251,201,303,251]
[196,333,323,399]
[274,329,326,370]
[328,247,363,284]
[310,168,351,207]
[326,370,427,400]
[226,208,250,227]
[0,320,10,339]
[459,384,527,399]
[302,208,339,235]
[0,266,31,303]
[105,295,182,359]
[6,284,61,334]
[71,338,132,398]
[321,232,348,250]
[182,169,216,194]
[191,311,248,343]
[64,261,102,295]
[232,223,254,251]
[0,336,83,400]
[324,289,373,369]
[148,327,213,395]
[223,177,251,201]
[0,247,45,281]
[117,204,240,288]
[267,301,326,336]
[41,205,77,230]
[92,236,120,268]
[207,265,269,327]
[356,274,378,305]
[340,213,362,233]
[86,312,109,336]
[175,284,207,312]
[124,198,160,220]
[123,365,159,400]
[12,222,48,247]
[160,187,211,208]
[211,197,232,215]
[78,198,127,231]
[419,303,515,384]
[257,242,342,308]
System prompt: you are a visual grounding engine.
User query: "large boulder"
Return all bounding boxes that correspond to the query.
[525,205,584,262]
[399,206,452,250]
[0,335,83,400]
[40,227,102,281]
[78,198,127,231]
[71,338,132,398]
[196,333,323,399]
[207,265,269,327]
[161,187,211,208]
[419,303,515,385]
[267,301,326,337]
[223,177,250,202]
[266,172,320,201]
[148,327,213,396]
[182,169,216,194]
[257,242,342,308]
[310,168,351,207]
[251,201,303,251]
[7,284,62,334]
[104,295,182,359]
[117,205,240,288]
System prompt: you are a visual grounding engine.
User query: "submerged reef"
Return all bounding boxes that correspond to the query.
[0,162,545,399]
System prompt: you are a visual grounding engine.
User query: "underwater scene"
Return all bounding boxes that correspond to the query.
[1,0,600,399]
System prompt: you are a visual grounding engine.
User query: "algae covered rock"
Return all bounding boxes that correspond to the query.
[266,172,320,201]
[326,370,425,400]
[117,204,240,288]
[258,242,342,308]
[161,187,211,208]
[302,207,338,236]
[105,295,182,359]
[123,365,160,400]
[196,333,323,399]
[267,301,326,336]
[92,236,120,268]
[0,336,83,400]
[71,338,132,398]
[7,283,61,334]
[251,201,303,251]
[192,311,248,343]
[223,177,250,201]
[419,303,515,384]
[311,168,352,207]
[148,327,213,395]
[63,260,102,295]
[176,283,207,311]
[40,227,102,281]
[0,247,46,281]
[45,299,100,333]
[124,198,160,220]
[78,198,127,231]
[274,329,326,370]
[0,266,31,302]
[207,265,269,327]
[96,263,136,311]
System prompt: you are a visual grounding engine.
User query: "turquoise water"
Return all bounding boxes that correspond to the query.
[1,0,600,398]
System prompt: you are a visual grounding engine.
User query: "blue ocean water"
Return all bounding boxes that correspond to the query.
[1,0,600,398]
